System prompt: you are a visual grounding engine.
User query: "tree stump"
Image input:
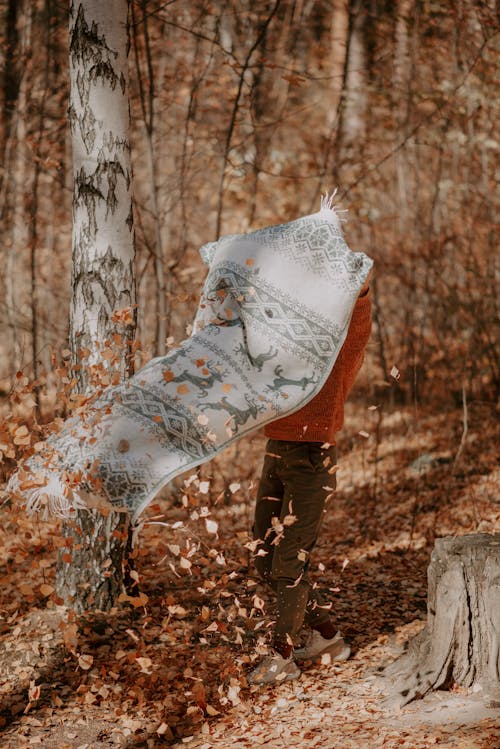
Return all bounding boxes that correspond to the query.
[382,533,500,706]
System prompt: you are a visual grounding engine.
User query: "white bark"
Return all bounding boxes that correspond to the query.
[56,0,136,612]
[68,0,136,390]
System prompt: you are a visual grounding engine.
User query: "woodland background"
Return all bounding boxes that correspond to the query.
[0,1,499,748]
[0,0,498,407]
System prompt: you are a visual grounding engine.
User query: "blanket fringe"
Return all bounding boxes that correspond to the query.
[320,189,348,222]
[321,189,338,211]
[6,470,87,520]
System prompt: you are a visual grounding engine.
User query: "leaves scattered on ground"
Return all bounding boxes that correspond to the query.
[1,402,499,748]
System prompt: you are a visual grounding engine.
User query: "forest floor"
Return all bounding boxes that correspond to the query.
[0,399,499,749]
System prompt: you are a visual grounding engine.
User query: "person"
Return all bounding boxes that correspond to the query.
[248,280,372,685]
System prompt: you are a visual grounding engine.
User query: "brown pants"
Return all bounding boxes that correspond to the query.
[253,438,337,642]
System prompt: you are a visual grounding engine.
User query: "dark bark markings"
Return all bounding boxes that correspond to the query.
[70,4,121,153]
[69,3,134,385]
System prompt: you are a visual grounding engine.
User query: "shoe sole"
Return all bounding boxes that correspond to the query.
[295,639,351,663]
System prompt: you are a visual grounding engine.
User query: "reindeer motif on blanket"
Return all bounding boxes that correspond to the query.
[236,343,278,372]
[266,365,318,393]
[169,361,227,397]
[201,393,265,428]
[207,285,278,373]
[164,347,189,367]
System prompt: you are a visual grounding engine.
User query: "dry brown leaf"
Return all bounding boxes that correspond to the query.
[78,654,94,671]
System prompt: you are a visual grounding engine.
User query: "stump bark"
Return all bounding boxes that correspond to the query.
[382,533,500,706]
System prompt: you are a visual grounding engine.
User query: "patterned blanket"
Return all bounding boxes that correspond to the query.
[8,199,373,522]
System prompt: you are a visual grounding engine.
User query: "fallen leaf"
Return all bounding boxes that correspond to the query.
[390,365,401,381]
[136,656,153,674]
[62,622,78,652]
[205,518,218,534]
[78,654,94,671]
[28,681,41,703]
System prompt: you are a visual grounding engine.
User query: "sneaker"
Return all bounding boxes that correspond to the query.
[248,650,301,685]
[294,630,351,662]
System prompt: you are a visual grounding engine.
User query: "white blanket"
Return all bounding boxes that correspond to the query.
[8,200,373,522]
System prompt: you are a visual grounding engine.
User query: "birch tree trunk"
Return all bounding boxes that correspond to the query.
[55,0,137,612]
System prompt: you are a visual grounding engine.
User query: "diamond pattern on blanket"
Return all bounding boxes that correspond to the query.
[200,264,342,366]
[100,383,211,459]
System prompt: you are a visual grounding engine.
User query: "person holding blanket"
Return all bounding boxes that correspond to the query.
[7,197,373,684]
[249,279,372,685]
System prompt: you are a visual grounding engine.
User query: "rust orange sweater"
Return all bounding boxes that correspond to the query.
[264,287,372,443]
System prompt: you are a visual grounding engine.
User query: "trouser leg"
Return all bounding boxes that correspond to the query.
[253,446,285,585]
[253,439,337,643]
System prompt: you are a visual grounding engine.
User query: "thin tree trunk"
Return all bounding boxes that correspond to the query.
[55,0,137,613]
[310,0,350,214]
[393,0,416,232]
[214,1,280,239]
[0,0,20,156]
[335,0,367,181]
[5,107,24,376]
[247,3,297,224]
[2,0,30,379]
[327,0,350,132]
[132,0,167,356]
[28,1,53,418]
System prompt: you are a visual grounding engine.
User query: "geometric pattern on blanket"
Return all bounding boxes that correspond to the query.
[8,201,373,522]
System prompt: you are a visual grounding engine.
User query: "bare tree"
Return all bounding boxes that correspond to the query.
[214,0,281,239]
[327,0,350,132]
[131,0,167,356]
[55,0,137,612]
[1,0,30,378]
[333,0,367,183]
